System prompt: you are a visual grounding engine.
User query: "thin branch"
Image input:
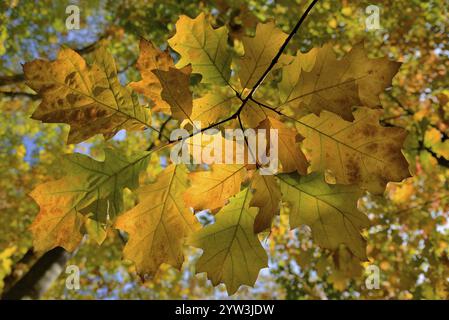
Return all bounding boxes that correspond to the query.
[244,0,319,98]
[0,91,38,99]
[396,193,449,214]
[385,91,449,141]
[0,74,25,86]
[169,113,238,143]
[167,0,319,145]
[147,116,172,150]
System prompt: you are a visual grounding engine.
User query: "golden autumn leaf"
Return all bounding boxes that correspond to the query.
[168,13,232,86]
[115,164,199,276]
[184,164,247,213]
[279,43,401,121]
[190,91,235,126]
[153,66,193,122]
[130,39,176,114]
[24,46,151,144]
[278,172,369,259]
[29,149,151,252]
[188,188,268,294]
[30,177,85,252]
[257,116,308,175]
[250,171,281,233]
[177,127,263,167]
[240,99,279,128]
[297,107,410,194]
[239,21,292,90]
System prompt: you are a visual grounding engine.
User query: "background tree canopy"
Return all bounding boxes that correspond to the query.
[0,0,448,299]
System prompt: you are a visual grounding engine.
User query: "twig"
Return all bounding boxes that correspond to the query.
[168,0,319,144]
[147,116,172,150]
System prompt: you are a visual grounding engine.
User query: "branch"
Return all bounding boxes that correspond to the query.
[253,97,449,171]
[396,193,449,214]
[244,0,319,97]
[168,0,319,144]
[0,74,25,86]
[385,91,449,142]
[147,116,172,150]
[0,91,38,100]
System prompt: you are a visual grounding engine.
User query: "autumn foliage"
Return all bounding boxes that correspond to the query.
[23,11,412,295]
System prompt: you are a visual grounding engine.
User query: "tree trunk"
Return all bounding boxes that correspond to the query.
[1,247,71,300]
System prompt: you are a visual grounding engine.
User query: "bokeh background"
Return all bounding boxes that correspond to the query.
[1,0,449,299]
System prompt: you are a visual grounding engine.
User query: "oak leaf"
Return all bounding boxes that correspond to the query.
[153,66,193,122]
[29,149,150,252]
[257,116,308,175]
[190,91,235,126]
[24,46,151,144]
[250,172,281,233]
[279,43,401,121]
[168,13,232,86]
[297,107,410,194]
[278,172,369,259]
[130,39,176,114]
[188,188,268,294]
[115,164,199,276]
[184,164,247,213]
[239,21,292,89]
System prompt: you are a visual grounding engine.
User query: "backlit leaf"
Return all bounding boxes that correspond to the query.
[130,39,176,114]
[188,188,268,294]
[297,108,410,194]
[279,43,401,121]
[116,164,199,276]
[168,13,232,86]
[278,172,369,259]
[239,21,292,89]
[29,149,150,252]
[153,66,193,122]
[24,46,151,144]
[257,116,308,175]
[250,172,281,233]
[184,164,247,213]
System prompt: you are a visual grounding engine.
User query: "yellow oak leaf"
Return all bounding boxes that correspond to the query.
[297,107,410,194]
[278,172,369,259]
[240,99,279,128]
[250,171,281,233]
[190,91,236,126]
[153,66,193,122]
[130,39,175,114]
[184,164,247,213]
[279,42,401,121]
[168,13,232,86]
[239,21,292,89]
[115,164,199,276]
[30,177,85,252]
[24,46,151,144]
[257,116,308,175]
[188,188,268,294]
